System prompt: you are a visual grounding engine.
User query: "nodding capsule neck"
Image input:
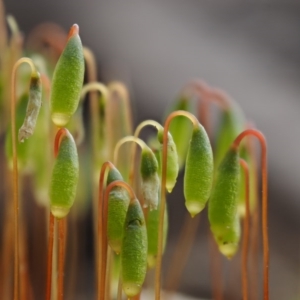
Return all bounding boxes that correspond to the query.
[54,128,69,157]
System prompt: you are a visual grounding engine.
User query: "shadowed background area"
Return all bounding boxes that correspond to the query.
[3,0,300,299]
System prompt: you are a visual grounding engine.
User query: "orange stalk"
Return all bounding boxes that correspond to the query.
[98,177,136,300]
[57,218,67,300]
[155,110,198,300]
[232,129,268,300]
[239,159,250,300]
[45,213,55,300]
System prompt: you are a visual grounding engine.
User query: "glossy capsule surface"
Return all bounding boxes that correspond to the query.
[50,25,84,127]
[208,148,241,258]
[184,123,213,217]
[49,130,79,219]
[107,167,130,254]
[121,198,147,297]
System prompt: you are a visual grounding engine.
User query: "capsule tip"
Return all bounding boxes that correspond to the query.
[51,112,71,127]
[147,255,156,269]
[122,282,142,297]
[185,201,205,217]
[218,243,238,259]
[68,24,79,40]
[51,206,70,219]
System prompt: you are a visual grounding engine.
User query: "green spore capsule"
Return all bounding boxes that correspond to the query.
[166,96,193,169]
[208,148,241,259]
[107,167,130,254]
[140,147,160,210]
[121,198,147,297]
[146,194,168,268]
[50,24,84,127]
[49,130,79,219]
[184,123,213,217]
[157,130,179,193]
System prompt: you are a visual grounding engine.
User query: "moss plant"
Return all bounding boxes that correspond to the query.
[0,4,271,300]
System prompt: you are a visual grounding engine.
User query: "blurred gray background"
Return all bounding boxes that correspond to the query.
[4,0,300,299]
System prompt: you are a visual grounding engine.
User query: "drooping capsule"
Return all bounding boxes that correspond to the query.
[208,147,241,259]
[106,167,130,254]
[166,96,193,169]
[184,123,214,217]
[18,73,42,142]
[50,24,84,127]
[157,129,179,193]
[140,146,160,210]
[49,129,79,219]
[5,93,32,170]
[121,198,147,297]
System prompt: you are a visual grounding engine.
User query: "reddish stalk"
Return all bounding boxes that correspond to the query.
[45,213,55,300]
[57,218,67,300]
[239,159,250,300]
[11,57,40,300]
[97,161,116,300]
[98,178,136,300]
[232,129,268,300]
[155,110,198,300]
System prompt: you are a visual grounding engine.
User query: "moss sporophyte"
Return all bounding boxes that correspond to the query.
[1,3,270,300]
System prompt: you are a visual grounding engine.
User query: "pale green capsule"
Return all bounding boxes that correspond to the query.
[157,130,179,193]
[107,167,130,254]
[166,96,193,169]
[50,25,84,127]
[146,194,168,268]
[184,123,214,217]
[208,148,240,259]
[49,130,79,219]
[140,147,160,210]
[121,198,147,297]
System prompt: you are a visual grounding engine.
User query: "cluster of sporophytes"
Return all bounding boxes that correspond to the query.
[0,5,269,300]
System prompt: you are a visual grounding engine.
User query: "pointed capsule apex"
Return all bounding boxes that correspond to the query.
[68,24,79,39]
[186,201,205,218]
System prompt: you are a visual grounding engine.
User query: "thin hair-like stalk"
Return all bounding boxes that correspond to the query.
[97,161,115,300]
[113,136,148,166]
[240,159,250,300]
[232,129,268,300]
[155,110,198,300]
[45,213,55,300]
[98,179,136,300]
[11,57,39,300]
[57,218,67,300]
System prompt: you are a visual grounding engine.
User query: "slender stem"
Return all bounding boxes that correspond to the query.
[54,128,68,156]
[97,161,118,300]
[45,213,55,300]
[155,110,198,300]
[11,57,39,300]
[232,129,268,300]
[98,179,136,300]
[239,159,250,300]
[57,218,67,300]
[113,136,147,166]
[129,120,163,186]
